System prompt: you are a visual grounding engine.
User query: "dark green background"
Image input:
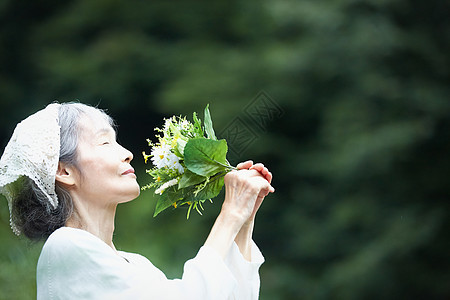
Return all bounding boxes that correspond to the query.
[1,0,449,299]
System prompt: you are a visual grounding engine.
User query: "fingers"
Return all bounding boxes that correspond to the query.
[249,163,273,184]
[237,160,253,170]
[237,161,275,189]
[222,166,275,224]
[250,171,275,194]
[226,168,275,194]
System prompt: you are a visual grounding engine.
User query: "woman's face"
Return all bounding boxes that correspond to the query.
[73,115,140,206]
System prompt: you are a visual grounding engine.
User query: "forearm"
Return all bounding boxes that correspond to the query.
[207,160,273,260]
[204,213,242,259]
[234,220,254,261]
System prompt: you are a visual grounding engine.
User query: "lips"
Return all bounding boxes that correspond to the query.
[121,168,135,176]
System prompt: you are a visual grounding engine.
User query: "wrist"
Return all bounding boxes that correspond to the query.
[234,220,254,262]
[242,217,255,228]
[219,201,250,229]
[236,219,254,240]
[204,213,241,259]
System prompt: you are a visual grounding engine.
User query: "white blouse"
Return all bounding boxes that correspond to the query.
[37,227,264,299]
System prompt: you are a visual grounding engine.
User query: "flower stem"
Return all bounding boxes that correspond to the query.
[213,159,237,171]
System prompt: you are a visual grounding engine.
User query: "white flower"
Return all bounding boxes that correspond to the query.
[155,178,179,195]
[180,119,190,130]
[175,162,184,174]
[171,159,184,174]
[150,144,171,169]
[150,144,184,174]
[163,117,175,131]
[165,151,184,174]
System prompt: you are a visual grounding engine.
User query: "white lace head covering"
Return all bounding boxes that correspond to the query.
[0,103,61,235]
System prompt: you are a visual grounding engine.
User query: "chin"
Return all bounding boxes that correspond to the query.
[118,184,141,204]
[131,187,141,200]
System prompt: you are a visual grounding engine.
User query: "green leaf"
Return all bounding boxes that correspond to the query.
[185,175,225,202]
[178,169,206,189]
[195,175,225,200]
[176,137,187,156]
[192,112,203,137]
[153,188,179,217]
[184,138,228,176]
[204,104,217,140]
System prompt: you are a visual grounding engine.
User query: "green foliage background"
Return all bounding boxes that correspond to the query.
[1,0,449,299]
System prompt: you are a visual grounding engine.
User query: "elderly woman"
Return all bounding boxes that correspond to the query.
[0,102,274,299]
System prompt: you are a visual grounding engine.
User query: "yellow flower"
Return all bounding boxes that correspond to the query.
[142,151,150,164]
[171,136,179,148]
[172,202,177,208]
[156,176,161,182]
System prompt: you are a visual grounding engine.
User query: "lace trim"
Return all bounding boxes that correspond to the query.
[0,103,61,234]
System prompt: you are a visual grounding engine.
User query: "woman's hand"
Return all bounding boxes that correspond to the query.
[229,161,274,260]
[204,160,274,259]
[221,161,275,226]
[238,160,273,223]
[238,160,272,184]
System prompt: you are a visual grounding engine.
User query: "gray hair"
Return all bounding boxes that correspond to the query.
[11,102,115,241]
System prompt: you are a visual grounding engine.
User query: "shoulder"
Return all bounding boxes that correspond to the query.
[37,228,133,299]
[40,227,113,261]
[37,227,127,281]
[44,227,107,248]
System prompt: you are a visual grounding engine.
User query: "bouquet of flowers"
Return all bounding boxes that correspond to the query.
[142,105,236,218]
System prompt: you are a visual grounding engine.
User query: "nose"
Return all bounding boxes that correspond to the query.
[122,145,133,163]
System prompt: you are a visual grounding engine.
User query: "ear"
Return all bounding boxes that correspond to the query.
[55,162,77,187]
